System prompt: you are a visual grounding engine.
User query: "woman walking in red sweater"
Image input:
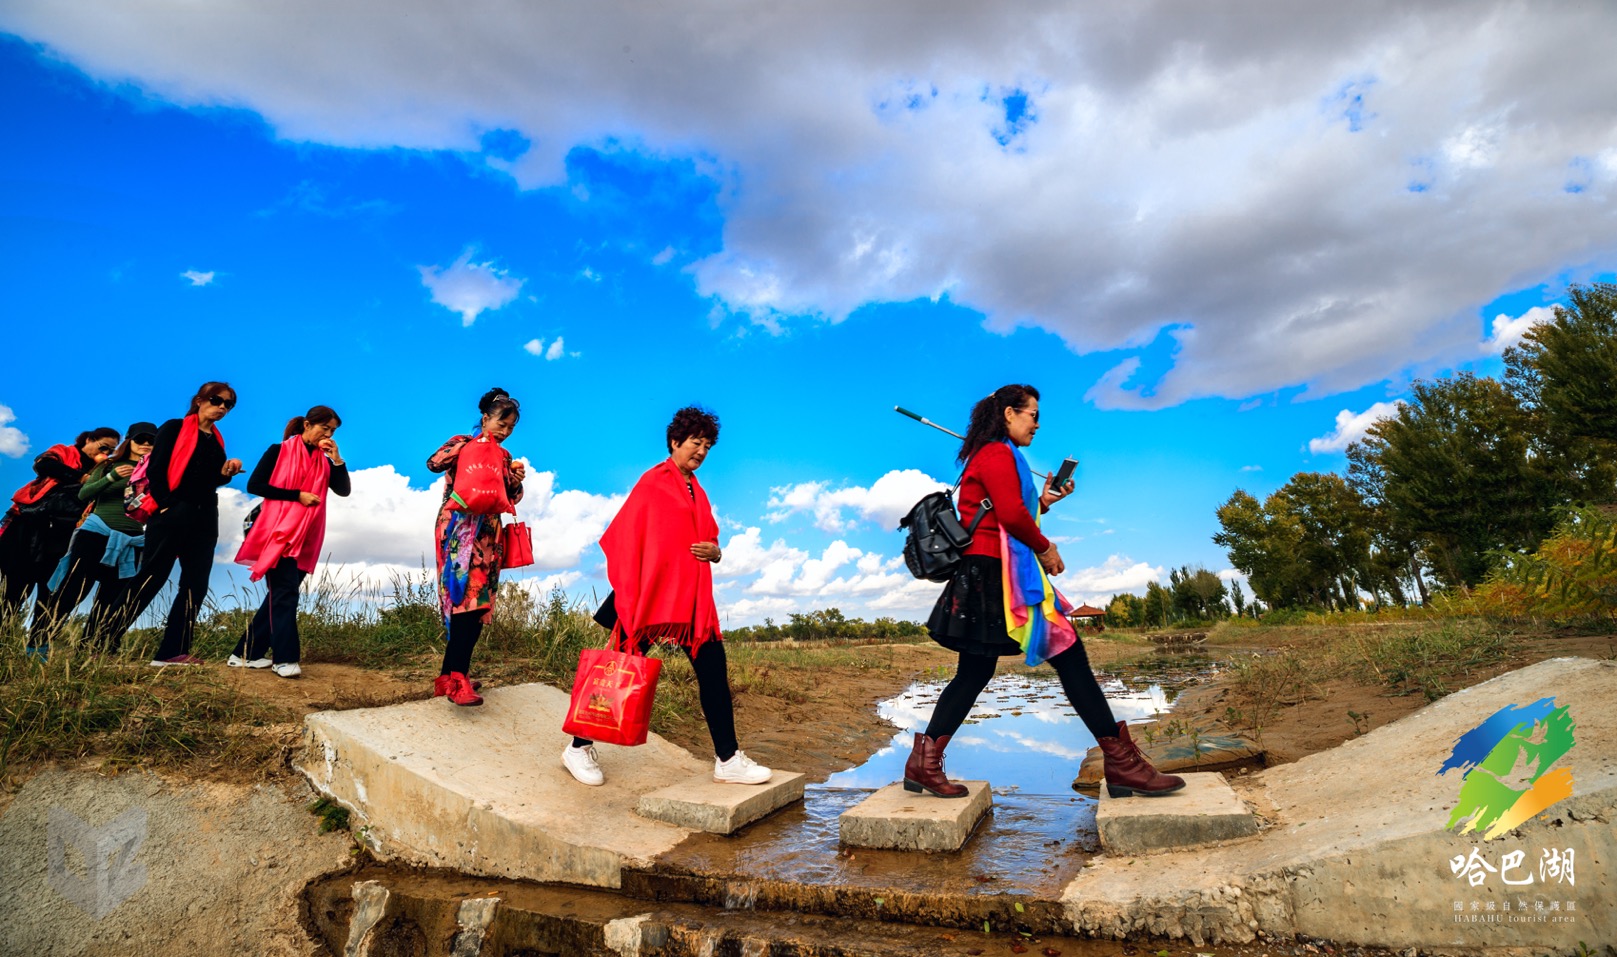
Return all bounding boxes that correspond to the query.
[908,384,1183,799]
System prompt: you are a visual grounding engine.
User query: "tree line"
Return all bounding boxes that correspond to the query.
[1213,282,1617,611]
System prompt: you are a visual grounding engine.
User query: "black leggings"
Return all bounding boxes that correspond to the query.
[925,643,1119,742]
[441,611,484,676]
[574,640,739,761]
[113,504,219,659]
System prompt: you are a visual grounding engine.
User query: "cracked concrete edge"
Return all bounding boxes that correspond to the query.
[1061,784,1616,949]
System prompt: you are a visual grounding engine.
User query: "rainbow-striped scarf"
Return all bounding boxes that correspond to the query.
[997,440,1077,665]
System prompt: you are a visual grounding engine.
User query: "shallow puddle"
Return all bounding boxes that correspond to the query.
[823,651,1224,796]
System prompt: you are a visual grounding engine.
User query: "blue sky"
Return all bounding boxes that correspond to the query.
[2,6,1613,624]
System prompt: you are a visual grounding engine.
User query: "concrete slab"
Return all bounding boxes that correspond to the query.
[636,771,808,834]
[1095,772,1258,855]
[297,682,709,889]
[838,782,992,851]
[1060,657,1617,951]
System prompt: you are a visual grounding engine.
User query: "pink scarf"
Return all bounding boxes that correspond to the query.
[168,414,225,493]
[234,436,331,579]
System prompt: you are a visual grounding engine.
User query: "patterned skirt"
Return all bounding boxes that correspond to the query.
[926,554,1023,658]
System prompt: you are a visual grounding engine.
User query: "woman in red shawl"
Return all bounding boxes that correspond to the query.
[561,407,772,788]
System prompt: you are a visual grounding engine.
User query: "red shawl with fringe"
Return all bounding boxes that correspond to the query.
[168,414,224,493]
[600,458,722,655]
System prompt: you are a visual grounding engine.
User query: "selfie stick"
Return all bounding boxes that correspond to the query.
[894,406,965,440]
[894,405,1062,483]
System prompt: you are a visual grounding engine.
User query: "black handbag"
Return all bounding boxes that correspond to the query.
[899,481,991,583]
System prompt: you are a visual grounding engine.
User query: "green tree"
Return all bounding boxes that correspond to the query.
[1214,474,1374,609]
[1142,581,1171,628]
[1504,281,1617,505]
[1357,373,1555,588]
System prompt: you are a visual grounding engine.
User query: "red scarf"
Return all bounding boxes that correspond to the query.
[599,458,722,655]
[9,444,82,507]
[168,414,225,493]
[234,437,331,579]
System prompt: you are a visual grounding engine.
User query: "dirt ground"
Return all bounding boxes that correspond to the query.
[4,624,1611,956]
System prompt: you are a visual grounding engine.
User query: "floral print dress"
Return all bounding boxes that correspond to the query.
[428,435,525,621]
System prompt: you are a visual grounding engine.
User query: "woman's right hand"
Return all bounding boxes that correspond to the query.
[113,464,135,478]
[298,491,321,507]
[1037,543,1065,576]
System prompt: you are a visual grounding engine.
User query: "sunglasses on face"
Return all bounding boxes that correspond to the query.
[206,395,236,410]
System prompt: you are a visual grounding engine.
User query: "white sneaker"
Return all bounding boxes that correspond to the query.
[562,744,604,786]
[714,750,772,785]
[271,662,302,678]
[228,654,273,669]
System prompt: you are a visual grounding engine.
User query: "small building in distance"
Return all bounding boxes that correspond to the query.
[1069,603,1106,631]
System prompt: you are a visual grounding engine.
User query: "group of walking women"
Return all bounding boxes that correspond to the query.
[2,380,1182,799]
[0,381,350,677]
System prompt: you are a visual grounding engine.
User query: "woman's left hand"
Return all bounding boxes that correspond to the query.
[1039,475,1075,511]
[320,438,344,466]
[509,460,527,482]
[690,541,722,563]
[222,458,244,478]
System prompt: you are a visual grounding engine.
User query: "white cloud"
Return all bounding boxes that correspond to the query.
[523,338,545,356]
[1483,305,1554,355]
[1053,554,1165,606]
[1308,400,1404,454]
[180,269,214,286]
[14,4,1617,406]
[1239,464,1262,472]
[0,404,28,458]
[766,469,948,532]
[418,248,523,326]
[651,246,676,266]
[545,337,565,360]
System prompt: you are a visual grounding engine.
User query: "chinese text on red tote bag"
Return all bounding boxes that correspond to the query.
[560,631,661,747]
[450,435,514,515]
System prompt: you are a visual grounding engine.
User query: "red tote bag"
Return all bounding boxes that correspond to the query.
[450,435,515,515]
[561,631,661,747]
[500,521,534,569]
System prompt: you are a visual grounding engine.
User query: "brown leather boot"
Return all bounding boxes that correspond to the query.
[903,732,969,798]
[1096,721,1185,797]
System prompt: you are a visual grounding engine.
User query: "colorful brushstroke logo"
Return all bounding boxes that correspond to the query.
[1439,697,1575,841]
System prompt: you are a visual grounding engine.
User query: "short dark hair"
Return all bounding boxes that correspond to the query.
[958,384,1040,464]
[477,387,520,427]
[666,406,719,452]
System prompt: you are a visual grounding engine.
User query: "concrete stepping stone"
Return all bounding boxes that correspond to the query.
[1095,771,1257,855]
[838,781,992,851]
[636,771,808,834]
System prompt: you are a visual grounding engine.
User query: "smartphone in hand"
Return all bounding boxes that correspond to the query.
[1052,456,1078,488]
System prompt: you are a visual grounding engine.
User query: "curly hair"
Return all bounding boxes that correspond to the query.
[477,387,521,427]
[666,406,720,452]
[957,384,1039,464]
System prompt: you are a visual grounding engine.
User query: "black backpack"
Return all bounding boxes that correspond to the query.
[899,482,992,582]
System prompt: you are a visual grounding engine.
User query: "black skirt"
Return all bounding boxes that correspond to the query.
[926,554,1023,658]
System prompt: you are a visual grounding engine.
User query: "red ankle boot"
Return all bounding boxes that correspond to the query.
[444,672,483,707]
[903,732,969,798]
[1097,721,1185,797]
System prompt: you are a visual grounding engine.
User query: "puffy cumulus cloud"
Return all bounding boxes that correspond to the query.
[418,249,523,326]
[522,337,573,360]
[766,469,948,532]
[10,3,1617,404]
[180,269,214,286]
[1483,305,1555,355]
[1308,400,1404,454]
[1054,554,1164,605]
[0,404,29,458]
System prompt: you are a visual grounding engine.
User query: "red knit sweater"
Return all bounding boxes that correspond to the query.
[959,442,1050,557]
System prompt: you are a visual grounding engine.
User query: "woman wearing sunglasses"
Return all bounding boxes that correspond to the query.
[908,384,1184,801]
[1,426,120,643]
[109,382,245,666]
[28,422,159,654]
